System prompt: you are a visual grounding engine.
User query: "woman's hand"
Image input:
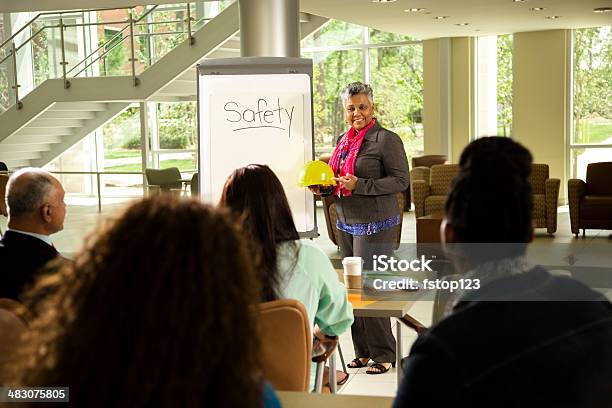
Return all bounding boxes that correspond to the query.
[332,174,358,191]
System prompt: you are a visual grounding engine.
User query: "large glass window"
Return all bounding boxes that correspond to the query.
[571,26,612,180]
[497,35,513,137]
[302,20,424,161]
[476,35,513,138]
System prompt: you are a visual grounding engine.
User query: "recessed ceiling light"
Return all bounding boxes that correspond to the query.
[371,0,396,3]
[404,8,426,12]
[455,23,470,26]
[593,7,612,13]
[513,0,526,3]
[545,15,561,19]
[530,7,545,11]
[434,16,450,20]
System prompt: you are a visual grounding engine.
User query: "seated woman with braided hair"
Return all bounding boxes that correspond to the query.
[6,196,280,408]
[394,137,612,407]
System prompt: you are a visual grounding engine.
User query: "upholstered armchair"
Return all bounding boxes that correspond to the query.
[411,154,448,169]
[529,164,560,234]
[568,162,612,237]
[412,164,460,218]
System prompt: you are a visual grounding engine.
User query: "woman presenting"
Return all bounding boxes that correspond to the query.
[315,82,409,374]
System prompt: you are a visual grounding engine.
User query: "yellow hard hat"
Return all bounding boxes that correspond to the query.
[298,160,336,187]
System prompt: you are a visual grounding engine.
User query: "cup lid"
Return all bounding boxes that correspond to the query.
[342,256,363,264]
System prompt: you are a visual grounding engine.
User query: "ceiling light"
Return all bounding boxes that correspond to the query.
[371,0,397,3]
[513,0,526,2]
[434,16,450,20]
[455,23,470,26]
[545,15,561,19]
[404,8,426,12]
[593,7,612,13]
[530,7,545,11]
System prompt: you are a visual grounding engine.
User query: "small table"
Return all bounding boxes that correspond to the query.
[347,290,426,385]
[416,212,444,243]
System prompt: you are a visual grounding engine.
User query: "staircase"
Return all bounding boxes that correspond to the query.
[0,3,327,169]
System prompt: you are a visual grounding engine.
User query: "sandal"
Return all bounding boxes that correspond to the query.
[366,362,394,375]
[347,358,369,369]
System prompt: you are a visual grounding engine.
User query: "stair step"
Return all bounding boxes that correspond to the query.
[27,118,84,128]
[2,151,42,160]
[4,135,64,144]
[40,110,97,120]
[13,128,74,137]
[3,159,31,169]
[49,102,108,111]
[0,143,51,152]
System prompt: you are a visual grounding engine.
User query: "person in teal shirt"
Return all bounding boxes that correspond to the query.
[220,164,354,388]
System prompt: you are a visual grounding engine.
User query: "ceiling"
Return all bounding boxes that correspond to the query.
[300,0,612,39]
[1,0,611,39]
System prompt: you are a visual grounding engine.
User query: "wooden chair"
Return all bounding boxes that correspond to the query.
[253,299,335,393]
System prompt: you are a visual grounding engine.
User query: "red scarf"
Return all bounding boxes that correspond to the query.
[328,119,376,197]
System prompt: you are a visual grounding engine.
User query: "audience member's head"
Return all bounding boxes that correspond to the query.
[6,168,66,235]
[10,196,262,407]
[443,137,534,265]
[219,164,299,301]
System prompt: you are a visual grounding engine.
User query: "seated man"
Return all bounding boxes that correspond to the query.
[0,168,66,301]
[394,138,612,407]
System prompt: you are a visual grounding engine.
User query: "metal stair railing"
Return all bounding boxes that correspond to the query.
[0,1,234,113]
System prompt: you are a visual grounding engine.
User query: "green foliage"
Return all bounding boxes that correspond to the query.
[103,106,140,151]
[31,24,49,86]
[159,133,189,149]
[573,26,612,144]
[158,102,197,148]
[305,20,424,159]
[497,35,513,137]
[122,136,141,149]
[101,28,128,76]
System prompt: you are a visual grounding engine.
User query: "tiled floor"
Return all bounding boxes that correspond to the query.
[1,199,610,397]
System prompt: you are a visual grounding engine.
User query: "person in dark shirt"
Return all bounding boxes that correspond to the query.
[394,137,612,407]
[0,168,66,301]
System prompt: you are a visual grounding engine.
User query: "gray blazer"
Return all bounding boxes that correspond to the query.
[334,121,409,225]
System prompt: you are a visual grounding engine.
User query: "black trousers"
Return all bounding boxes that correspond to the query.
[338,226,397,363]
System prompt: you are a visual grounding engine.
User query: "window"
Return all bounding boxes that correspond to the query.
[476,35,513,137]
[571,26,612,180]
[302,20,424,161]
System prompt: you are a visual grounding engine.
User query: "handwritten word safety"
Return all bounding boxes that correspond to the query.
[224,98,296,138]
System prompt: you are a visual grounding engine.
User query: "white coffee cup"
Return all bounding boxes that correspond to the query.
[342,257,363,289]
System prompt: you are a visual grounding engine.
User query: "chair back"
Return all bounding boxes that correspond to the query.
[145,167,182,191]
[0,174,8,217]
[429,164,460,196]
[0,162,8,172]
[321,196,339,246]
[529,164,549,195]
[254,299,312,392]
[586,162,612,196]
[190,173,199,196]
[412,154,447,168]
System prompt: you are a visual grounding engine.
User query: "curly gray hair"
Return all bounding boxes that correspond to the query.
[340,82,374,104]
